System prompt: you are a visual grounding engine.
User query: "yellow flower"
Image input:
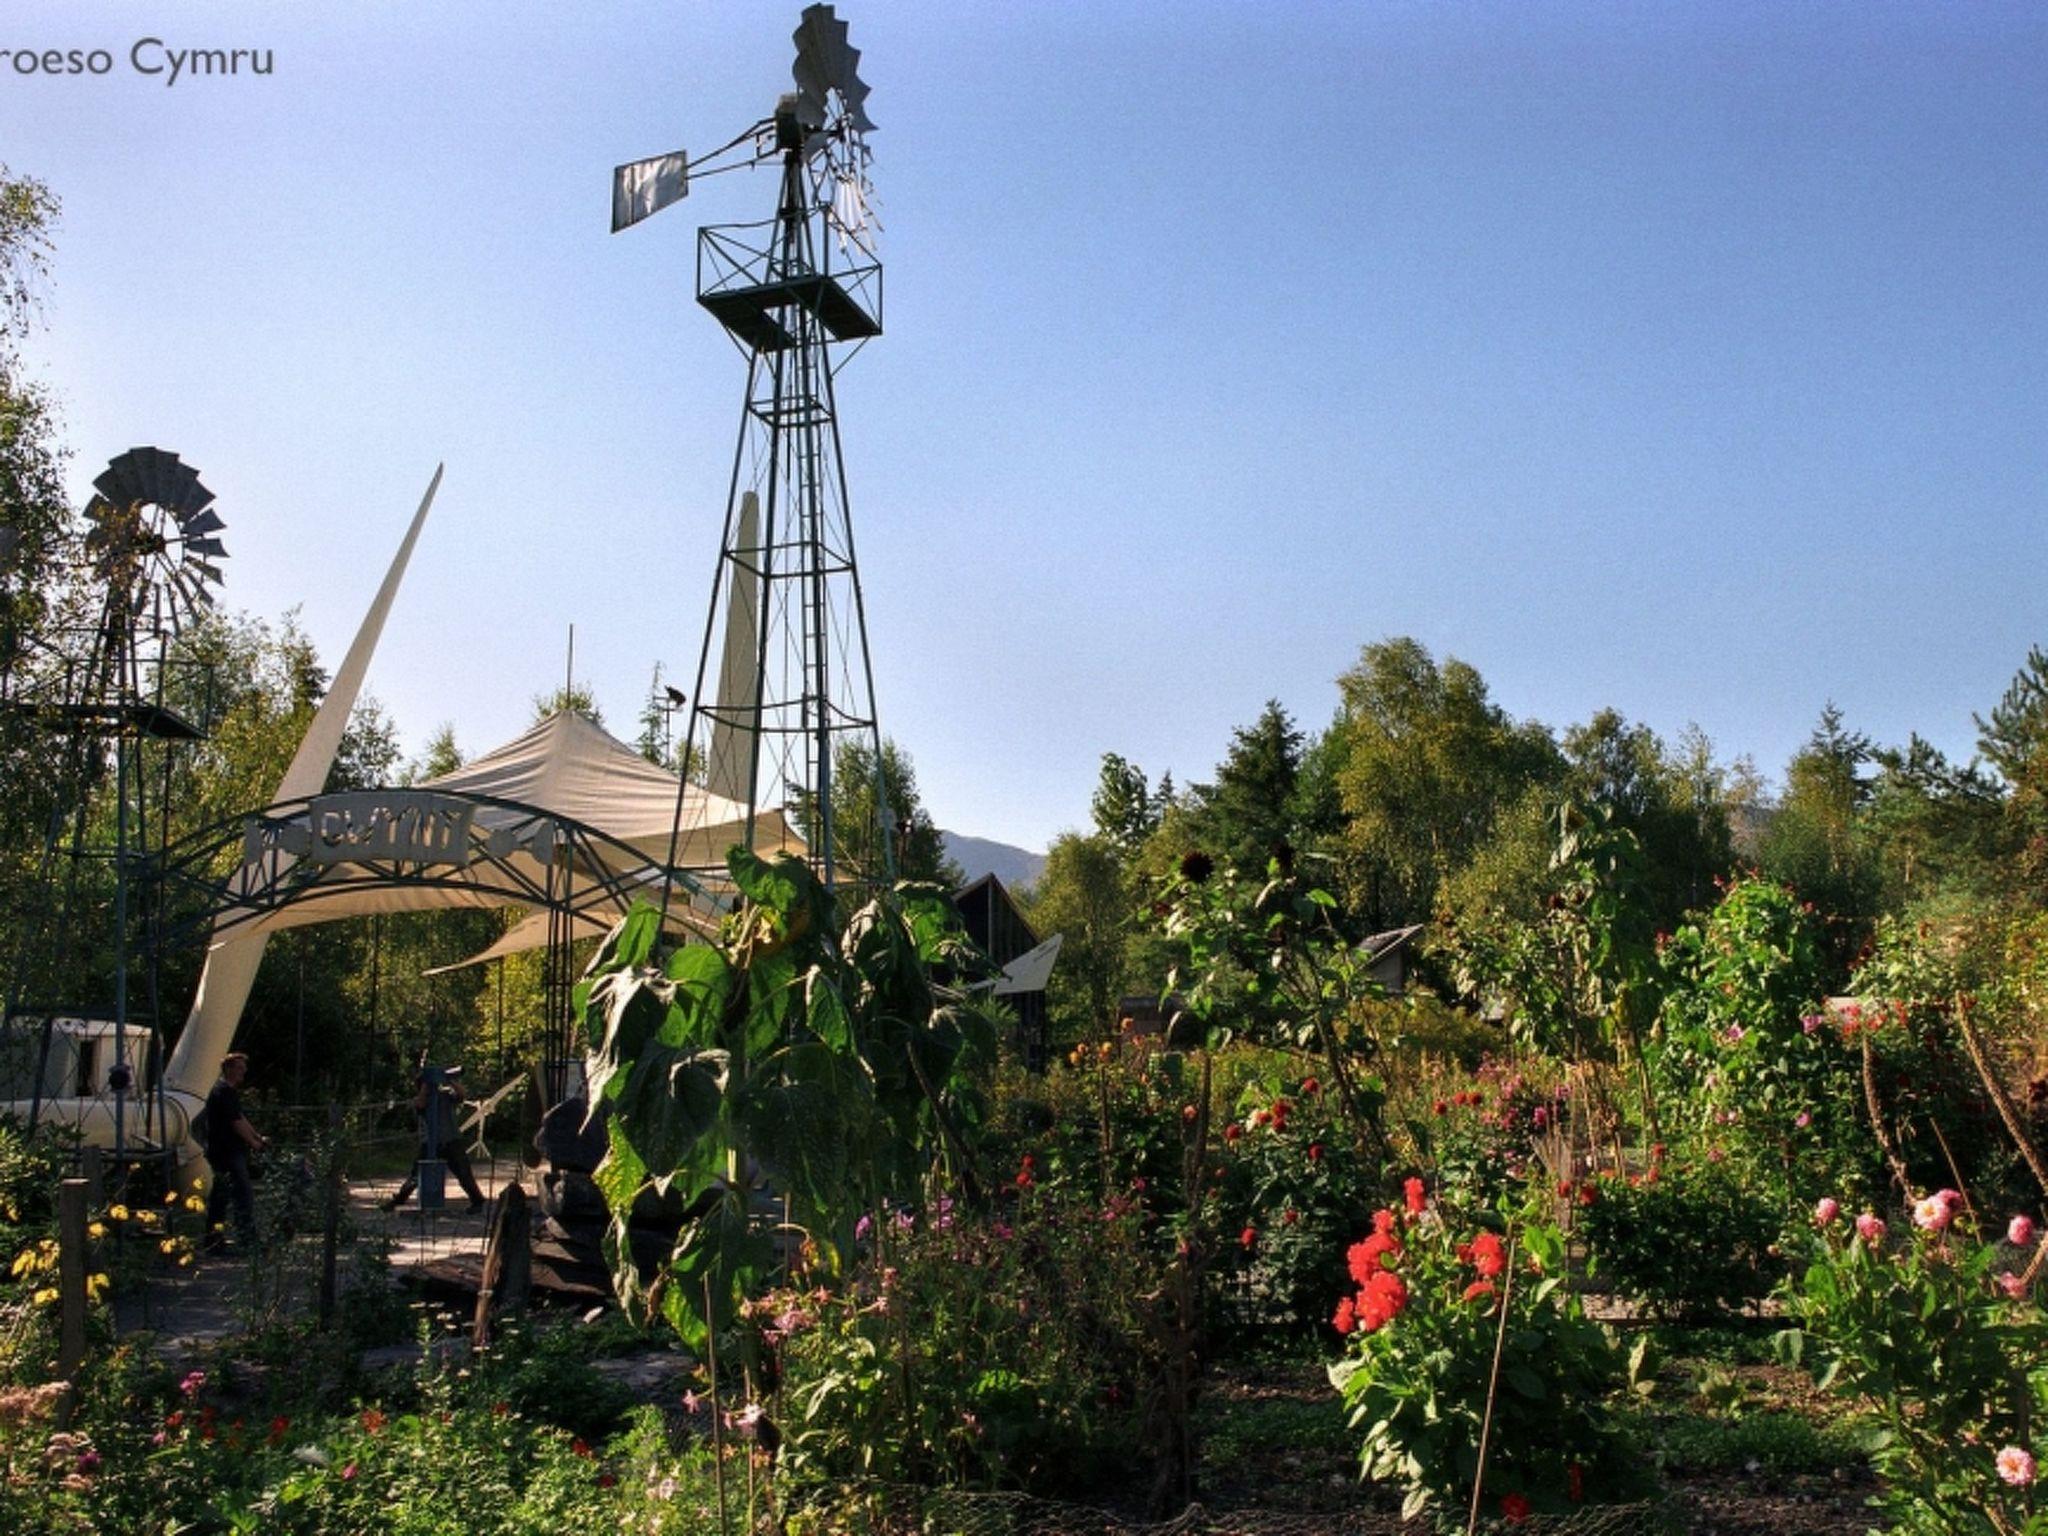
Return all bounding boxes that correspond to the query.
[159,1238,179,1256]
[87,1223,106,1241]
[85,1272,109,1303]
[31,1287,57,1307]
[183,1196,206,1214]
[164,1190,179,1206]
[107,1205,130,1223]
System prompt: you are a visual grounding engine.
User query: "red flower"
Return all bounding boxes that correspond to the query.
[1371,1207,1397,1236]
[1224,1124,1242,1143]
[1356,1269,1409,1330]
[1240,1225,1258,1250]
[1403,1176,1426,1216]
[597,1472,617,1489]
[1307,1143,1324,1163]
[1282,1207,1299,1226]
[1433,1099,1449,1116]
[1332,1295,1357,1334]
[1347,1229,1402,1285]
[267,1416,290,1446]
[1301,1077,1320,1096]
[571,1437,593,1458]
[1462,1280,1496,1304]
[1501,1492,1532,1523]
[360,1409,387,1436]
[1469,1231,1506,1279]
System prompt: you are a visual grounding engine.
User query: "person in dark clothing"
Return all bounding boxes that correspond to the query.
[203,1052,267,1251]
[385,1068,486,1214]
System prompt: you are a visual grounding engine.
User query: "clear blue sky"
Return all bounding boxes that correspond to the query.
[6,1,2045,852]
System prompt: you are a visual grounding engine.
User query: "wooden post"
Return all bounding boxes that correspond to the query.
[58,1178,88,1380]
[80,1145,104,1207]
[472,1182,530,1348]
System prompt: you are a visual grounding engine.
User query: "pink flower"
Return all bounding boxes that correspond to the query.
[1722,1024,1745,1044]
[1998,1271,2028,1299]
[1794,1111,1812,1129]
[1855,1212,1886,1243]
[341,1463,358,1481]
[2009,1215,2037,1248]
[1996,1445,2036,1487]
[1813,1198,1841,1227]
[178,1371,206,1399]
[1913,1191,1962,1232]
[1801,1014,1823,1035]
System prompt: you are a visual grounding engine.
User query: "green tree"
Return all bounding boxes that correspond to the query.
[1090,752,1157,858]
[1023,831,1131,1041]
[1332,637,1563,926]
[1186,699,1305,877]
[817,735,962,888]
[1560,709,1735,929]
[1759,704,1880,964]
[1861,735,2004,912]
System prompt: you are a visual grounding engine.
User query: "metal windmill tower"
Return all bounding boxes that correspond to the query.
[0,447,223,1159]
[614,4,895,894]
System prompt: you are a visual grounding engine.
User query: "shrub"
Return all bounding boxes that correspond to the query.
[778,1185,1166,1496]
[1777,1193,2047,1534]
[1328,1187,1648,1524]
[1579,1158,1782,1318]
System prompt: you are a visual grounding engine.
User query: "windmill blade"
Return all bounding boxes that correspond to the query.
[792,4,875,136]
[93,453,146,507]
[184,508,225,537]
[133,447,171,508]
[186,536,227,559]
[162,458,213,517]
[191,559,225,587]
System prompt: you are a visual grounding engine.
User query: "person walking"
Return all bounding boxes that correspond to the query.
[385,1067,486,1214]
[202,1051,266,1252]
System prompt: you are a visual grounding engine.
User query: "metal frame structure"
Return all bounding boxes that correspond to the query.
[149,789,705,1106]
[632,7,895,898]
[0,560,219,1158]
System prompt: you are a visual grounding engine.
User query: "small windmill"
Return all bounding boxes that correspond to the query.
[1,447,224,1157]
[613,4,894,896]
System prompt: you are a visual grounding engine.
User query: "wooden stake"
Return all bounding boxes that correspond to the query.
[58,1179,88,1381]
[1466,1221,1518,1536]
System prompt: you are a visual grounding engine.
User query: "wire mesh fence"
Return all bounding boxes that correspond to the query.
[773,1483,1679,1536]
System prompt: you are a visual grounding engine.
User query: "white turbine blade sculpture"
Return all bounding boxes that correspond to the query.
[163,466,444,1098]
[705,490,761,806]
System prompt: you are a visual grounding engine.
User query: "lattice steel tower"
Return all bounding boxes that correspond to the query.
[614,5,892,895]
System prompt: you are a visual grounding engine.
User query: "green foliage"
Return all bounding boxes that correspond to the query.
[1442,802,1662,1064]
[1182,700,1312,879]
[1329,1194,1648,1523]
[1652,876,1874,1204]
[1777,1204,2048,1534]
[1579,1158,1783,1319]
[580,851,996,1350]
[811,736,963,888]
[1331,638,1564,928]
[778,1189,1164,1494]
[1212,1073,1388,1333]
[1023,831,1131,1041]
[1090,752,1160,860]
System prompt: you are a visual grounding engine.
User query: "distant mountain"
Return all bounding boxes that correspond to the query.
[941,830,1046,893]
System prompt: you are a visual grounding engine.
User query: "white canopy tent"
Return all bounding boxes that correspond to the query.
[207,709,805,961]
